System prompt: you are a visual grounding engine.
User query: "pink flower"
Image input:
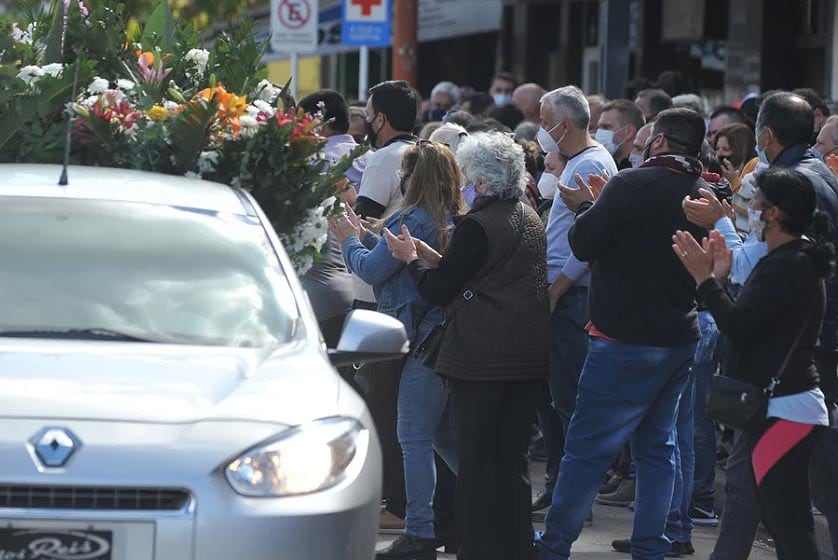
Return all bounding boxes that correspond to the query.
[137,51,172,85]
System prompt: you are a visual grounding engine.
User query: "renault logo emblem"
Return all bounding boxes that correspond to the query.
[29,428,81,468]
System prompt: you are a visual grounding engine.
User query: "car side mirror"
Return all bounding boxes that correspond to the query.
[328,309,409,367]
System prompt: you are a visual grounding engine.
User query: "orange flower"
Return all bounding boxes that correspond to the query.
[138,51,155,66]
[193,85,247,119]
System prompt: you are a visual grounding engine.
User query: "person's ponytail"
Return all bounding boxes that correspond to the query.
[810,211,836,279]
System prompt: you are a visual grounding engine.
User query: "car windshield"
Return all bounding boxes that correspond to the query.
[0,197,298,347]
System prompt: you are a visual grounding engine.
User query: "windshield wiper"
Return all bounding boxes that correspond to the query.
[0,328,161,343]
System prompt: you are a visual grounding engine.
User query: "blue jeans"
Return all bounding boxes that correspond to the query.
[666,370,695,543]
[535,338,696,560]
[549,286,589,433]
[691,311,720,511]
[397,355,458,539]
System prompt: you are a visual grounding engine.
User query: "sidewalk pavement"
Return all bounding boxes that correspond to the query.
[376,459,786,559]
[376,502,777,559]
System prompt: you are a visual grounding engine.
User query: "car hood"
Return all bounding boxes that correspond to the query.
[0,339,340,425]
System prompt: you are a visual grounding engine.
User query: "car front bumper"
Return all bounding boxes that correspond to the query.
[0,416,382,560]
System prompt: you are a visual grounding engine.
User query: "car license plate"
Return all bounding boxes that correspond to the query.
[0,528,112,560]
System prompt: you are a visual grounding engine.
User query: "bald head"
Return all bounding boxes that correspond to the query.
[587,95,606,134]
[815,115,838,156]
[756,92,815,149]
[632,123,654,158]
[513,83,546,123]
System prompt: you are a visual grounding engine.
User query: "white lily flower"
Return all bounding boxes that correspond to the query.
[16,65,44,87]
[41,63,63,78]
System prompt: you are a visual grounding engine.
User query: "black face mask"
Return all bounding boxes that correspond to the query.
[643,133,660,161]
[366,114,381,147]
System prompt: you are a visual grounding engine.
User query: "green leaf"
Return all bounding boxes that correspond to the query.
[44,0,65,64]
[169,97,217,174]
[141,0,175,52]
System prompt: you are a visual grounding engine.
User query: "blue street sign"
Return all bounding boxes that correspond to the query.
[342,0,391,47]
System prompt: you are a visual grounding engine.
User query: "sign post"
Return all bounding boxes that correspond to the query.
[271,0,319,99]
[342,0,391,100]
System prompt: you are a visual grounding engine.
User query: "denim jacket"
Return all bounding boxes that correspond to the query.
[342,207,446,344]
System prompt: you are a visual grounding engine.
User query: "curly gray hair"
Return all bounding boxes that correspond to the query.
[456,132,527,200]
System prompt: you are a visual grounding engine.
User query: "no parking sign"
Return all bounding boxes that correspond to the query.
[270,0,320,53]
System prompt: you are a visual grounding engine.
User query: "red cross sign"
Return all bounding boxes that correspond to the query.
[351,0,382,17]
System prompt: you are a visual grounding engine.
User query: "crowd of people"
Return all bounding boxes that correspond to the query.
[295,71,838,560]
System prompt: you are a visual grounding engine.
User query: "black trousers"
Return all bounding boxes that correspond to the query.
[450,379,540,560]
[752,419,822,560]
[535,384,564,493]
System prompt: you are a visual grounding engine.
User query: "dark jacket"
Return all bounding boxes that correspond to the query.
[569,165,708,346]
[773,144,838,354]
[698,239,825,397]
[409,197,549,381]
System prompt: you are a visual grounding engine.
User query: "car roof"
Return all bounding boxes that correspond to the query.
[0,164,252,215]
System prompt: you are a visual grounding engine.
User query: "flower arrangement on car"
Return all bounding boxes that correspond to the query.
[0,0,365,273]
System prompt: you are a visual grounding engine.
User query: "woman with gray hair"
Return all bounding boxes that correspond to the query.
[385,132,550,560]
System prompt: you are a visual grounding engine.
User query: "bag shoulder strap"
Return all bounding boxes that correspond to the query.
[769,305,815,393]
[444,201,526,320]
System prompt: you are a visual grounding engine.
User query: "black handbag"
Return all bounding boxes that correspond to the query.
[705,309,811,431]
[415,202,526,370]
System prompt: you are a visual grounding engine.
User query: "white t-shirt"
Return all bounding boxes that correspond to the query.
[768,387,830,426]
[353,138,413,303]
[358,139,413,220]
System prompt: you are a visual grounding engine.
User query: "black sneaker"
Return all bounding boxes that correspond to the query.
[532,491,552,512]
[376,534,438,560]
[667,541,695,557]
[612,539,694,557]
[595,478,635,507]
[599,473,624,495]
[611,538,631,553]
[689,505,719,526]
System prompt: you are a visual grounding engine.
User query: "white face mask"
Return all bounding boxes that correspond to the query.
[537,172,559,198]
[628,152,644,168]
[537,122,564,154]
[594,127,623,155]
[748,208,765,240]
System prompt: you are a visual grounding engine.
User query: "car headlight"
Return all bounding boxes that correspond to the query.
[225,417,365,497]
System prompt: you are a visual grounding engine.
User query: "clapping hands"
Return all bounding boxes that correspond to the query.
[671,230,732,285]
[558,171,610,212]
[328,204,363,242]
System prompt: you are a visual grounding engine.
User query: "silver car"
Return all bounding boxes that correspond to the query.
[0,164,407,560]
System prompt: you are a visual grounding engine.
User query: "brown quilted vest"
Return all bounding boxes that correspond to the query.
[434,197,550,382]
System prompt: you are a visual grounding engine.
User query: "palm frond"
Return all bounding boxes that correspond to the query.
[169,97,217,174]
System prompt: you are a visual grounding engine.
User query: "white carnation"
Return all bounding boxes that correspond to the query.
[239,115,260,138]
[87,77,109,94]
[163,100,180,111]
[252,99,275,115]
[116,79,135,91]
[196,150,219,176]
[80,94,99,107]
[16,65,44,87]
[239,115,259,127]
